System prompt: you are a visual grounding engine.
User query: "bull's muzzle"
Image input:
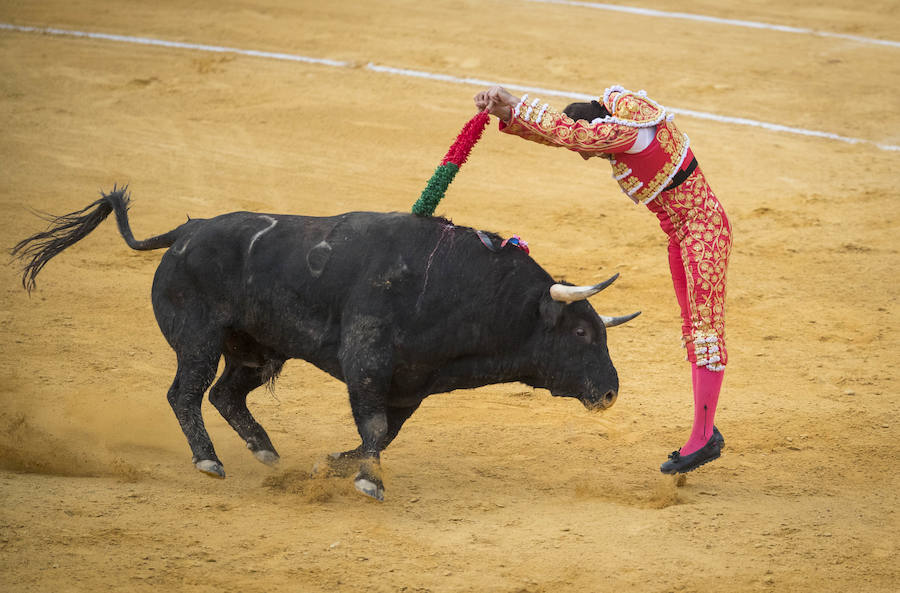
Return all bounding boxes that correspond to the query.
[583,389,618,411]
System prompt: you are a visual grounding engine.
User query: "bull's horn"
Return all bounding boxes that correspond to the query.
[549,273,619,303]
[600,311,641,327]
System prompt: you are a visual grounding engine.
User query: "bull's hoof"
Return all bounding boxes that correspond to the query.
[195,459,226,479]
[353,473,385,502]
[252,449,280,467]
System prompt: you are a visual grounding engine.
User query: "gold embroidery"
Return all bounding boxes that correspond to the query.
[608,90,666,126]
[540,111,556,129]
[620,176,642,194]
[656,171,731,368]
[611,160,630,179]
[503,100,638,154]
[628,121,688,204]
[656,126,674,154]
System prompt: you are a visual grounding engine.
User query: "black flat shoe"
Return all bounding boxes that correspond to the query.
[660,432,723,475]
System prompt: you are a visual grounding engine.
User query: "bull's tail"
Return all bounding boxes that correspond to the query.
[11,185,182,293]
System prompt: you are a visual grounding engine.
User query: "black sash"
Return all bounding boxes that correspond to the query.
[664,157,698,192]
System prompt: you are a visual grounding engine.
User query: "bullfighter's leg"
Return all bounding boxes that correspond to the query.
[167,348,223,478]
[209,357,282,466]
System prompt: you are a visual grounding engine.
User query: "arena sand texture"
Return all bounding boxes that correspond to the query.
[1,1,898,592]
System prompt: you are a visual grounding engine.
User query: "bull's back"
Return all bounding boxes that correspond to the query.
[248,210,428,302]
[152,209,548,370]
[151,210,435,356]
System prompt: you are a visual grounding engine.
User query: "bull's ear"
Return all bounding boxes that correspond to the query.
[539,293,566,329]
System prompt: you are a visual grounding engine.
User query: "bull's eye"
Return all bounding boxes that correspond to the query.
[573,325,594,343]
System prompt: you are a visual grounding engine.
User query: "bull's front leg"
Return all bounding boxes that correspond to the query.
[340,315,394,501]
[350,403,388,501]
[326,403,421,473]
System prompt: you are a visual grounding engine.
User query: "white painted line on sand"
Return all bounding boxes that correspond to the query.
[0,23,352,67]
[524,0,900,48]
[2,23,898,152]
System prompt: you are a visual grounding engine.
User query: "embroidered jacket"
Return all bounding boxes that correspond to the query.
[500,86,691,204]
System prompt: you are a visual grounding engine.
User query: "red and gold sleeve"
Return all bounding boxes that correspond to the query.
[499,94,639,154]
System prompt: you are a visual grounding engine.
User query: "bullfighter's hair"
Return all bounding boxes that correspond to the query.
[563,100,610,123]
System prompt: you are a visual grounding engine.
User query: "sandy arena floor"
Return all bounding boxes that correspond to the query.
[1,1,898,592]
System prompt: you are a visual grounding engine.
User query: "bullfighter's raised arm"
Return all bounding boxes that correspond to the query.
[474,85,638,155]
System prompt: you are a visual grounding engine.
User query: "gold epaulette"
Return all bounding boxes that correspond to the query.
[602,86,668,128]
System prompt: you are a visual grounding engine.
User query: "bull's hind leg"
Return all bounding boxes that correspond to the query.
[209,358,282,466]
[167,348,224,478]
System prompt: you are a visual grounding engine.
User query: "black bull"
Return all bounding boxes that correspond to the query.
[12,188,639,500]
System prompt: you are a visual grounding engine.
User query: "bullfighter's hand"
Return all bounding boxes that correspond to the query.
[474,86,519,122]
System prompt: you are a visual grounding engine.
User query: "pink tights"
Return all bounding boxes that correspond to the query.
[682,365,724,454]
[669,239,725,455]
